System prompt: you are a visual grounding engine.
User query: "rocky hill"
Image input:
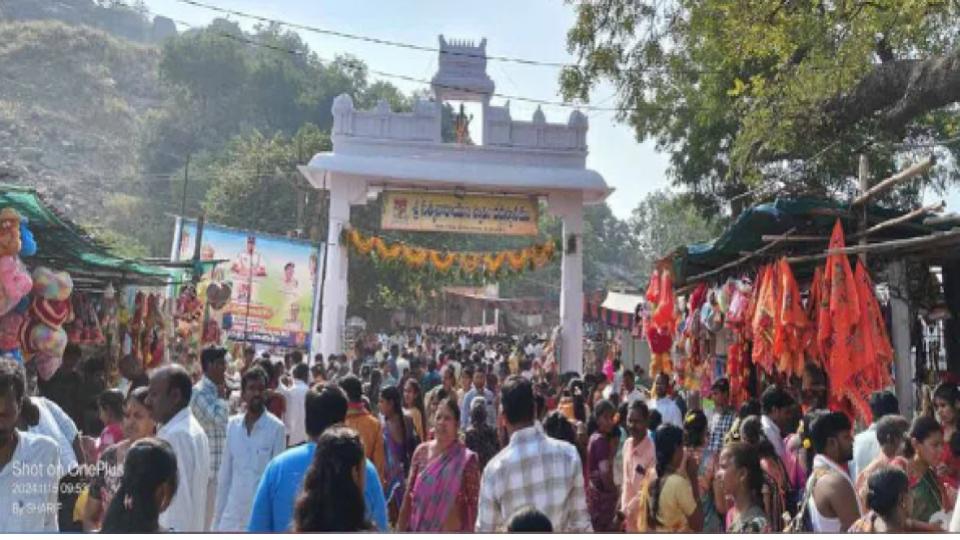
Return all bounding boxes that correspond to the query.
[0,20,165,217]
[0,0,176,43]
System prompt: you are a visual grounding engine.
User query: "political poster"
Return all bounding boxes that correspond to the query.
[175,220,321,349]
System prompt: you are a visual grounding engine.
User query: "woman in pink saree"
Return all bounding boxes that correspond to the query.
[397,396,481,532]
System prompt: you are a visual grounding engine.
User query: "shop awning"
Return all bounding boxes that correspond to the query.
[584,291,642,330]
[0,184,174,287]
[668,196,955,286]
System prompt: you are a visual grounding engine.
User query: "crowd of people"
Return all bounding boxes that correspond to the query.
[3,329,960,532]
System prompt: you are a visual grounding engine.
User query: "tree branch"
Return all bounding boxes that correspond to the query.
[819,45,960,135]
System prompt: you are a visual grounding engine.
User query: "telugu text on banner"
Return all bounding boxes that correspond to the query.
[381,191,539,236]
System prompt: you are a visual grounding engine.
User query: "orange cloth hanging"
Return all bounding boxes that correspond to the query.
[643,269,674,376]
[744,265,766,342]
[752,262,779,375]
[856,263,894,388]
[821,220,862,418]
[804,266,825,368]
[652,270,676,330]
[646,269,661,304]
[845,261,894,422]
[774,258,808,379]
[727,340,749,406]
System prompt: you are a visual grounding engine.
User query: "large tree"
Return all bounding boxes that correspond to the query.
[630,189,722,279]
[561,0,960,213]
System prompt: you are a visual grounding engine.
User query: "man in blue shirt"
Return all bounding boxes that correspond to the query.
[461,365,496,430]
[247,383,388,532]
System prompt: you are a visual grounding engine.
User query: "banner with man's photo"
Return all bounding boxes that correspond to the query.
[174,219,321,349]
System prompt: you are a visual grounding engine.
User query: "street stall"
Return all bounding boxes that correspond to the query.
[0,184,174,385]
[646,157,960,420]
[583,290,649,375]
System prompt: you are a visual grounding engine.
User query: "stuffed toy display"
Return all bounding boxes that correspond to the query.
[143,294,164,369]
[0,209,32,318]
[18,266,73,379]
[0,207,22,257]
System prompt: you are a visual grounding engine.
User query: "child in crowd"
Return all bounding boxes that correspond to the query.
[95,389,125,459]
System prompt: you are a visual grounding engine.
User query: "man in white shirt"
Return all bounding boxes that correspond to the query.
[647,373,682,428]
[277,363,310,447]
[20,394,88,532]
[214,367,285,531]
[850,390,899,480]
[760,385,797,465]
[0,358,61,533]
[22,395,80,473]
[148,364,211,532]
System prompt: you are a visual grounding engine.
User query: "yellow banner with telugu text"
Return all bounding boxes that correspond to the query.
[381,191,539,236]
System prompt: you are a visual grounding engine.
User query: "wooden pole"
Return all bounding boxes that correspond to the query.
[760,234,829,242]
[923,213,960,226]
[851,156,935,206]
[851,201,945,239]
[785,227,960,264]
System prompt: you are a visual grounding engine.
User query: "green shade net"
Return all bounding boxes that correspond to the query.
[0,184,174,286]
[670,197,949,285]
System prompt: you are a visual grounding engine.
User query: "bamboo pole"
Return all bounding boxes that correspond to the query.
[924,213,960,226]
[760,234,829,242]
[786,227,960,264]
[851,156,935,206]
[851,201,945,239]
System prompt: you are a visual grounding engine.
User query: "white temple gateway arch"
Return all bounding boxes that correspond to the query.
[299,36,611,374]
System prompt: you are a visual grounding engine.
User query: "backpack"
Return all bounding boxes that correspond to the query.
[783,468,828,533]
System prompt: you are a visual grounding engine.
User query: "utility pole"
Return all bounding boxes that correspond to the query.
[180,153,192,217]
[858,154,869,265]
[191,212,205,285]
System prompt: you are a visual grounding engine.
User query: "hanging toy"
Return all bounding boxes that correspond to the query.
[18,218,36,257]
[206,282,232,311]
[0,208,22,257]
[0,256,32,316]
[202,319,222,345]
[0,311,23,351]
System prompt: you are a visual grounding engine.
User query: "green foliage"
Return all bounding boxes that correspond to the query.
[629,189,722,280]
[561,0,960,212]
[81,219,150,259]
[202,124,330,234]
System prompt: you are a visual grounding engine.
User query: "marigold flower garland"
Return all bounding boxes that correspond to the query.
[343,228,559,276]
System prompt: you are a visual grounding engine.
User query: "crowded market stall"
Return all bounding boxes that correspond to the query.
[645,158,960,420]
[0,184,174,384]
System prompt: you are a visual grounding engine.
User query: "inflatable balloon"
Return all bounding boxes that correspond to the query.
[31,267,73,301]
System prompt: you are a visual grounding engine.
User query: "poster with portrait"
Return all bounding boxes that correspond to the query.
[174,219,322,349]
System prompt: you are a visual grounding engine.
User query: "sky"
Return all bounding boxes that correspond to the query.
[141,0,671,221]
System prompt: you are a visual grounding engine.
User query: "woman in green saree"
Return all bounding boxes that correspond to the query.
[906,415,949,528]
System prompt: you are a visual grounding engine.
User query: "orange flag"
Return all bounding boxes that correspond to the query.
[823,220,861,413]
[752,263,779,375]
[646,269,661,304]
[774,258,808,378]
[652,270,676,330]
[805,266,824,367]
[855,262,894,389]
